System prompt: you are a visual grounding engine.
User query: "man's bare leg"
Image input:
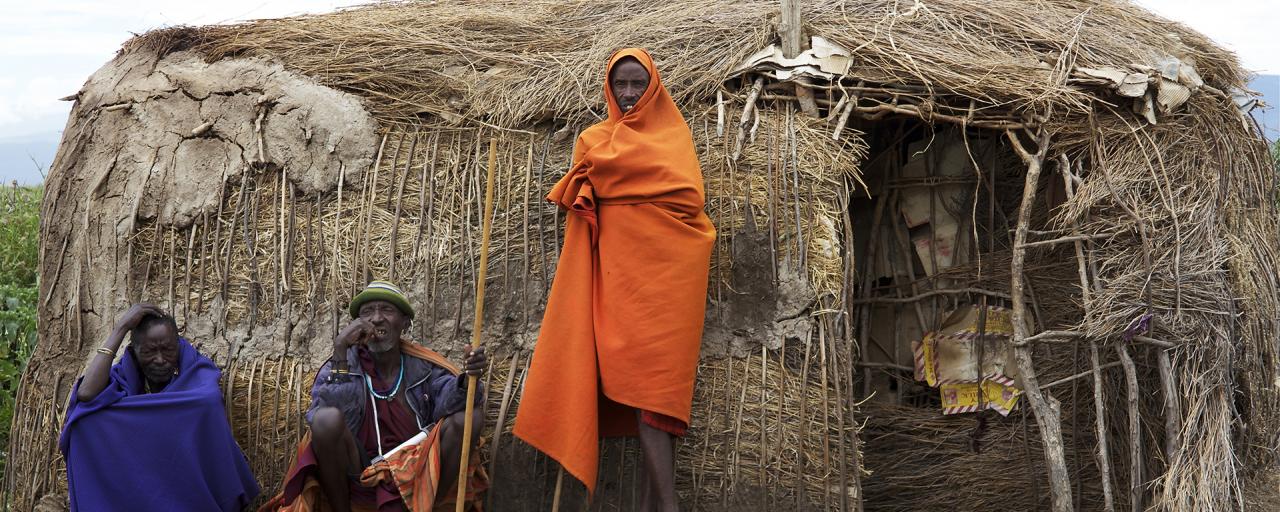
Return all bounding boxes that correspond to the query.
[437,407,486,494]
[311,407,361,512]
[636,410,678,512]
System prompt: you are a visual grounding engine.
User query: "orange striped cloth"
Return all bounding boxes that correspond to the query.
[257,430,485,512]
[358,428,488,512]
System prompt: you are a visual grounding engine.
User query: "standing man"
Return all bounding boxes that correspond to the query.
[514,48,716,511]
[261,281,487,511]
[60,303,259,511]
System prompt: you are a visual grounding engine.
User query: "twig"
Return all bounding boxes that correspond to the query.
[1042,360,1122,389]
[1019,233,1112,249]
[732,77,764,161]
[851,287,1011,304]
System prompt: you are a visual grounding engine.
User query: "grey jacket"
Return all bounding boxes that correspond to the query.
[304,346,482,437]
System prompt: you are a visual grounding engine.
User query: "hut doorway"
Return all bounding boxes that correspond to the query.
[847,119,1027,409]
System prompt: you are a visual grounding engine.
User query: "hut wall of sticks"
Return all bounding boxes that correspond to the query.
[7,1,1279,511]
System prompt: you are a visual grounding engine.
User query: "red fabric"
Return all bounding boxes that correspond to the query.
[357,348,420,454]
[641,410,688,437]
[357,348,421,511]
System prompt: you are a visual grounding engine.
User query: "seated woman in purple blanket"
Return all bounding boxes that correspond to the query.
[59,303,259,511]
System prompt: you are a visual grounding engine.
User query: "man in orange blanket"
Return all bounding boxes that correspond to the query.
[262,281,487,512]
[514,48,716,511]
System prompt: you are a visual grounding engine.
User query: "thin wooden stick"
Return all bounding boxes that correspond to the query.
[332,165,345,336]
[1041,361,1123,389]
[456,137,499,510]
[1157,349,1181,464]
[389,129,418,281]
[1090,342,1117,512]
[551,466,566,512]
[488,352,522,484]
[1117,343,1143,512]
[519,135,534,328]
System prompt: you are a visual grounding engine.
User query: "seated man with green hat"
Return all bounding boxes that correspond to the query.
[261,280,488,512]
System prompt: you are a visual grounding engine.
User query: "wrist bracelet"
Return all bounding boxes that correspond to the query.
[95,347,116,357]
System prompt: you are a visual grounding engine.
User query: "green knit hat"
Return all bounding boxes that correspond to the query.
[349,281,415,319]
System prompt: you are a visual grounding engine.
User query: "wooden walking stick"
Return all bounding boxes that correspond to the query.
[456,137,499,511]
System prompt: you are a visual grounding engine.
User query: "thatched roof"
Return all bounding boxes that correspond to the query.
[130,0,1250,127]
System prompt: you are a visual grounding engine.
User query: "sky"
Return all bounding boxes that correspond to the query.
[0,1,368,184]
[0,0,1275,185]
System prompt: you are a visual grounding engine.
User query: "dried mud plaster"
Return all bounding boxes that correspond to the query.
[74,50,379,228]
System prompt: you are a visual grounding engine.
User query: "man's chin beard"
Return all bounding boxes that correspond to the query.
[368,338,397,353]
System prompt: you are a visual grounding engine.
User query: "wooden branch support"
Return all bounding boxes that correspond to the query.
[1117,343,1144,512]
[1133,334,1176,348]
[1090,342,1117,512]
[778,0,819,117]
[1042,360,1121,389]
[717,89,726,137]
[855,361,914,372]
[832,95,856,141]
[1006,128,1073,512]
[1019,233,1113,249]
[850,287,1011,305]
[732,78,765,161]
[1015,329,1083,345]
[1156,349,1181,469]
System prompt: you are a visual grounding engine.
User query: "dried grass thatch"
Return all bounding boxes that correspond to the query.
[8,1,1278,511]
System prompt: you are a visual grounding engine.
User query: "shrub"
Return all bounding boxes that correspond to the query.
[0,184,41,476]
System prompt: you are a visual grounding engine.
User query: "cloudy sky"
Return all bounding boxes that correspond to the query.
[0,0,1275,184]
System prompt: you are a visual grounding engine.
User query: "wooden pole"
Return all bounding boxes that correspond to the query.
[456,137,499,511]
[1117,343,1143,512]
[1005,129,1074,512]
[1156,349,1181,464]
[1061,154,1116,512]
[1090,342,1117,512]
[778,0,820,117]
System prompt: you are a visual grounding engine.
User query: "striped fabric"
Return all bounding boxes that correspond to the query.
[260,429,487,512]
[366,281,405,295]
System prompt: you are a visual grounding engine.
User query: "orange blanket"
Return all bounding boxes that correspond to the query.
[259,341,486,512]
[513,48,716,491]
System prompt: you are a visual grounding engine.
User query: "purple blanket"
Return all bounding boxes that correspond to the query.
[59,338,259,511]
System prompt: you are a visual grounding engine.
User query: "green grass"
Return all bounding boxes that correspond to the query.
[0,184,40,477]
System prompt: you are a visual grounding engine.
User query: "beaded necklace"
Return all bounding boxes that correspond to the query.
[364,354,406,401]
